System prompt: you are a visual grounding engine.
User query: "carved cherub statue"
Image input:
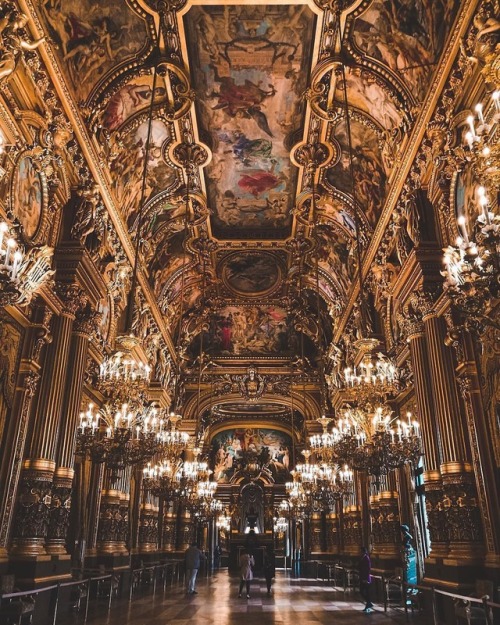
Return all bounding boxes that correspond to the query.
[0,5,45,81]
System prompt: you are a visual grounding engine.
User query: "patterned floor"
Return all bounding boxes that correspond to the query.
[78,570,426,625]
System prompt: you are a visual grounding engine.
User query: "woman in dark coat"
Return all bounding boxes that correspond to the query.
[358,546,373,612]
[264,546,276,594]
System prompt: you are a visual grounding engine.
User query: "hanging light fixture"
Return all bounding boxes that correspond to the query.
[76,401,166,483]
[442,90,500,329]
[0,219,54,306]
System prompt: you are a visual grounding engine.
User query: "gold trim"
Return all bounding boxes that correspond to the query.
[440,461,473,476]
[378,490,398,500]
[423,470,442,484]
[23,458,56,472]
[54,467,74,480]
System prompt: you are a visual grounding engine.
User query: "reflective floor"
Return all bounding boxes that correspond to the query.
[79,570,425,625]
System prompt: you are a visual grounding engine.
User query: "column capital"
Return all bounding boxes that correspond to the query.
[409,288,441,320]
[55,282,87,317]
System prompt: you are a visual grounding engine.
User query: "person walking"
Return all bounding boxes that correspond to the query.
[185,542,204,595]
[263,545,276,595]
[238,549,254,598]
[359,546,373,613]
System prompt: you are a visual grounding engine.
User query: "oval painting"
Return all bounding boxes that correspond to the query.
[221,252,280,296]
[13,156,43,240]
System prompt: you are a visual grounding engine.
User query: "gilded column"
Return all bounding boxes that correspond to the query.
[138,503,158,553]
[46,307,96,554]
[0,308,52,562]
[11,285,85,556]
[400,309,447,559]
[451,323,500,568]
[162,500,177,552]
[411,291,484,565]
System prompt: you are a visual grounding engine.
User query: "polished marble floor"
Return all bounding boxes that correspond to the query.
[79,570,426,625]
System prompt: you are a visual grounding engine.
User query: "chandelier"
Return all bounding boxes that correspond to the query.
[158,412,190,461]
[273,514,288,533]
[331,406,421,482]
[442,90,500,329]
[0,219,54,306]
[342,338,400,399]
[98,334,152,402]
[76,402,165,482]
[143,459,178,500]
[216,510,231,532]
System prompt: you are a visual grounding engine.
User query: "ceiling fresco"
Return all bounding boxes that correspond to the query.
[324,118,388,228]
[349,0,459,103]
[28,0,461,368]
[40,0,151,100]
[206,305,294,356]
[183,3,318,238]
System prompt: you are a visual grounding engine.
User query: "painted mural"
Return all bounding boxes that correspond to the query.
[110,119,178,230]
[342,66,402,132]
[40,0,148,99]
[102,76,167,131]
[352,0,458,101]
[184,4,317,235]
[207,305,293,355]
[325,120,387,227]
[211,427,292,483]
[221,252,281,295]
[13,156,43,239]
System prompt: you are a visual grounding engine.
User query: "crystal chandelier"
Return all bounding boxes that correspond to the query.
[442,90,500,328]
[76,402,165,482]
[98,334,152,402]
[273,514,288,533]
[0,219,54,306]
[216,510,231,532]
[342,338,400,399]
[143,459,178,500]
[158,413,190,461]
[332,406,421,482]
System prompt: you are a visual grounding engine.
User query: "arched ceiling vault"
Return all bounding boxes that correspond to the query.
[29,0,461,416]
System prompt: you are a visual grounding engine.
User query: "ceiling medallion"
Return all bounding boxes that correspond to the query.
[220,251,282,298]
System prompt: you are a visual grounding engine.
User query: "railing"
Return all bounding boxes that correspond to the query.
[0,560,183,625]
[306,561,500,624]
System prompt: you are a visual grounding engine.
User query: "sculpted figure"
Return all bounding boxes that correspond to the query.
[0,5,44,81]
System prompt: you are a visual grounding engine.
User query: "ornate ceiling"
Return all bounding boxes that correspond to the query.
[25,0,461,424]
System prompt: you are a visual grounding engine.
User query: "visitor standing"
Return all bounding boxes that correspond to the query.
[358,546,373,613]
[264,545,276,594]
[185,543,204,594]
[238,549,254,598]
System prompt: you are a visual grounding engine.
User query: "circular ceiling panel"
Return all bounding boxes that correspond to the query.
[220,251,282,297]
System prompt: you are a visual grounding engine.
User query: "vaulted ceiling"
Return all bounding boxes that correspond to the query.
[32,0,459,385]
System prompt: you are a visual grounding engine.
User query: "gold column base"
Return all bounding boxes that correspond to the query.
[427,542,449,559]
[44,539,68,555]
[10,537,47,557]
[96,541,129,555]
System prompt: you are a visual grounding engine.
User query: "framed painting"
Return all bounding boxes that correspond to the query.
[11,154,47,244]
